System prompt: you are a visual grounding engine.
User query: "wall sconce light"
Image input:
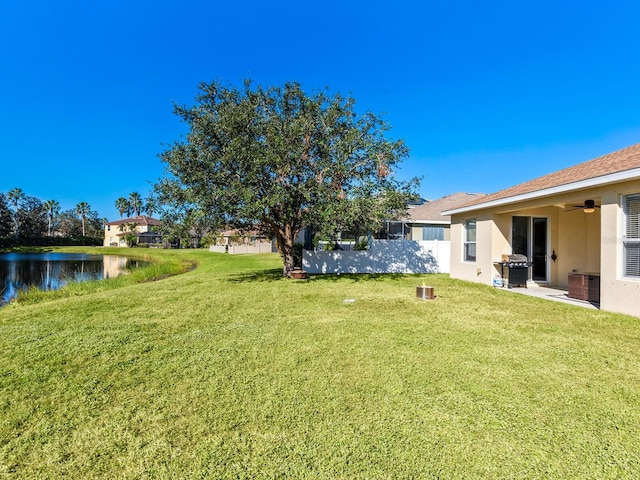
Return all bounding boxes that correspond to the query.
[551,249,557,263]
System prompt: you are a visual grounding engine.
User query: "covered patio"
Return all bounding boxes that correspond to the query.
[497,283,600,310]
[443,142,640,317]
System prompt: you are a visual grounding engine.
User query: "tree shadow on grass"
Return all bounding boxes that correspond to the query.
[226,268,284,283]
[308,273,430,283]
[226,269,443,284]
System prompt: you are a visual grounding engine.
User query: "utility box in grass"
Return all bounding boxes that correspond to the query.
[416,286,435,300]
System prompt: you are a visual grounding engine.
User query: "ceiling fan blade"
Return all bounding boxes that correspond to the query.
[568,200,601,210]
[566,205,600,212]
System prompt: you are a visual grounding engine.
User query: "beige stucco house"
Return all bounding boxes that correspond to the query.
[403,192,487,241]
[103,215,163,247]
[443,143,640,317]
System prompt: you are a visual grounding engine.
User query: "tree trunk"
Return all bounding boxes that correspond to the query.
[282,247,295,278]
[272,223,298,278]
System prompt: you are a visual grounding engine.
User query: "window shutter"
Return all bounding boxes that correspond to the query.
[624,194,640,278]
[625,194,640,238]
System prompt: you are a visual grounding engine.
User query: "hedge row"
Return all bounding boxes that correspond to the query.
[0,236,103,248]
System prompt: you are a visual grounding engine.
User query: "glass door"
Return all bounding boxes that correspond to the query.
[532,217,547,282]
[511,216,548,283]
[512,216,529,259]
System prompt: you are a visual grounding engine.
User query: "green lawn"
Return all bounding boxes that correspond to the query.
[1,249,639,478]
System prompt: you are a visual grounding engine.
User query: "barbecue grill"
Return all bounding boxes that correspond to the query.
[495,254,533,288]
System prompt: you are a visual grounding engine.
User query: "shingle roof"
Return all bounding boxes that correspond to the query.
[405,192,487,222]
[455,142,640,210]
[105,215,162,226]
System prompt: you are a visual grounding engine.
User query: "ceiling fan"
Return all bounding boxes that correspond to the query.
[567,199,600,213]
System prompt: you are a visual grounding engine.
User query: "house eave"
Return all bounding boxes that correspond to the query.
[406,219,450,225]
[442,167,640,216]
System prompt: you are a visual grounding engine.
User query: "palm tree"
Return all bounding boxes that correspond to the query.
[115,197,131,218]
[43,199,60,237]
[129,192,142,217]
[7,187,25,238]
[119,222,140,247]
[75,201,91,236]
[144,196,157,217]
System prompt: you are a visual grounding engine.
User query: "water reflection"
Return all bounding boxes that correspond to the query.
[0,253,143,305]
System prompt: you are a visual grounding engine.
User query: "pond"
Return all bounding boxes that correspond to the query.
[0,252,146,306]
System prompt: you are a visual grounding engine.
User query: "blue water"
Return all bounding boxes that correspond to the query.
[0,252,142,305]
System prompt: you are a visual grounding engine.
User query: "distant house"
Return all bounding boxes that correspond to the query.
[402,192,488,241]
[209,229,276,254]
[304,193,485,274]
[443,142,640,317]
[103,215,163,247]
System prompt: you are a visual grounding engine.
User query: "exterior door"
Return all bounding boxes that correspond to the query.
[512,216,548,283]
[532,217,547,282]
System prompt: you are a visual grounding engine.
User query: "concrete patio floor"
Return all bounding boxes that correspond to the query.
[496,283,600,310]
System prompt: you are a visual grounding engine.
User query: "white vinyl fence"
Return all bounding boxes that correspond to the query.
[303,239,450,274]
[209,241,275,254]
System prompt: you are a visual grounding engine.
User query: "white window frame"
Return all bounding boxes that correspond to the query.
[464,218,476,262]
[623,193,640,279]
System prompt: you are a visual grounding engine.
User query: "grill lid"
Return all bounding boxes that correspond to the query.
[496,254,532,267]
[505,254,528,262]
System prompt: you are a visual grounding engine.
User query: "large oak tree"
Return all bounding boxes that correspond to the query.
[156,80,418,277]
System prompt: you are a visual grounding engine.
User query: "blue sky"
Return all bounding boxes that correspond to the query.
[2,0,640,221]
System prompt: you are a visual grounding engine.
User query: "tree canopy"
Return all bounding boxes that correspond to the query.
[0,193,13,238]
[0,189,104,246]
[156,80,419,276]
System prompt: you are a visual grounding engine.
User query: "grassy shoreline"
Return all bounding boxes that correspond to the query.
[2,246,196,307]
[1,250,639,478]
